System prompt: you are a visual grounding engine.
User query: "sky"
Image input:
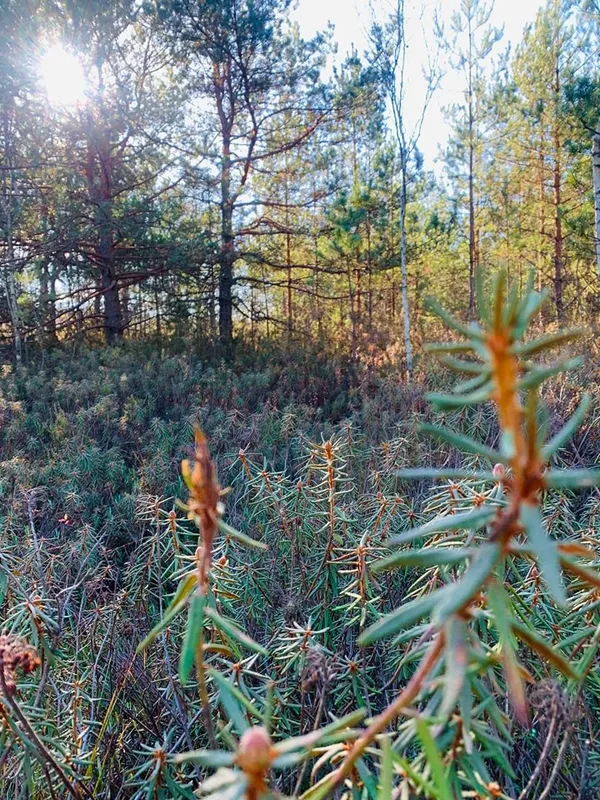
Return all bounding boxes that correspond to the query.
[292,0,546,171]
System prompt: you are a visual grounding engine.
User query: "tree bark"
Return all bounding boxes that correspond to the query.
[552,64,564,322]
[2,106,23,363]
[399,165,413,379]
[85,123,123,345]
[214,61,235,356]
[593,116,600,281]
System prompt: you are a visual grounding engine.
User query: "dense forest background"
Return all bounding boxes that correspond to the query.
[1,0,599,368]
[2,2,600,799]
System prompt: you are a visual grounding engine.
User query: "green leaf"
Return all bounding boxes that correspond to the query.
[373,547,473,573]
[544,469,600,489]
[519,357,583,391]
[179,591,207,684]
[377,737,393,800]
[487,580,527,725]
[426,385,493,411]
[419,423,500,462]
[217,519,268,551]
[414,719,453,800]
[543,395,590,459]
[387,507,496,547]
[136,572,197,653]
[396,468,496,482]
[273,709,367,756]
[439,355,485,374]
[513,285,546,339]
[513,329,584,357]
[299,774,337,800]
[425,342,476,355]
[358,590,442,646]
[174,749,235,767]
[434,543,501,625]
[438,617,468,721]
[519,503,566,606]
[205,607,267,655]
[426,297,486,341]
[209,668,264,726]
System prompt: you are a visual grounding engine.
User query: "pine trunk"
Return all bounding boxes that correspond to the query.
[593,116,600,281]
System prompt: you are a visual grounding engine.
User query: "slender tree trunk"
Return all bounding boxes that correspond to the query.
[399,164,413,379]
[219,201,235,352]
[218,117,234,354]
[2,107,23,363]
[593,116,600,281]
[85,124,123,345]
[538,139,546,294]
[552,66,564,321]
[285,171,293,337]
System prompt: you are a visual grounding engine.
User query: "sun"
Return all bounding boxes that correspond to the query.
[41,44,87,106]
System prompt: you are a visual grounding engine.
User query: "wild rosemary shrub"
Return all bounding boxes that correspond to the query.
[0,275,599,799]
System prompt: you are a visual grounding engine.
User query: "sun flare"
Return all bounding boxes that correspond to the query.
[41,44,87,106]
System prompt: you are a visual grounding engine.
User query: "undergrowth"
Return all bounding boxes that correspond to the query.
[0,276,599,798]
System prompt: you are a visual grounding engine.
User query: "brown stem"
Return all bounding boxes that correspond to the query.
[0,662,86,799]
[331,635,444,789]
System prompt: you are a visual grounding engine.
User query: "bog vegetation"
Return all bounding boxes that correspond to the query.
[2,0,600,798]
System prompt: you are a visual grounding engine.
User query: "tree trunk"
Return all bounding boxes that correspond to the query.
[218,115,234,354]
[593,116,600,281]
[552,66,564,322]
[219,201,235,353]
[399,165,413,379]
[85,125,123,345]
[2,106,23,364]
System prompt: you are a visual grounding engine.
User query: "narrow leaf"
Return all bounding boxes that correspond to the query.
[174,750,235,767]
[513,329,584,356]
[373,547,473,573]
[179,592,206,684]
[415,719,453,800]
[136,572,197,653]
[542,395,590,459]
[520,503,566,606]
[426,297,485,341]
[559,557,600,590]
[387,507,496,548]
[377,737,393,800]
[419,423,500,462]
[358,590,442,646]
[519,357,583,391]
[434,543,501,624]
[544,469,600,489]
[438,617,468,721]
[210,668,264,725]
[217,519,268,551]
[426,385,493,411]
[510,620,577,680]
[396,468,496,482]
[205,607,267,655]
[487,580,527,725]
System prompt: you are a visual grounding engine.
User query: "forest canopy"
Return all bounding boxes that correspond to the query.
[1,0,599,368]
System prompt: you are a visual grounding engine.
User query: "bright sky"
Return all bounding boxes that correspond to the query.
[293,0,546,171]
